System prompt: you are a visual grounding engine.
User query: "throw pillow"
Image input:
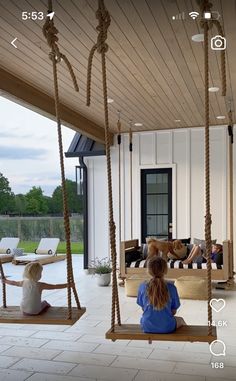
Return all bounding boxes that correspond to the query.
[125,249,142,264]
[193,238,217,247]
[141,243,149,259]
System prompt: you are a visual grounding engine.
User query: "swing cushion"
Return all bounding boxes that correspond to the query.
[174,276,208,300]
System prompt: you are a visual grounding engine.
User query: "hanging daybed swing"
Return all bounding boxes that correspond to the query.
[0,0,86,325]
[86,0,229,343]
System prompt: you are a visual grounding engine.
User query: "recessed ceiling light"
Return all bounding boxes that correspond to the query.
[209,87,219,92]
[174,119,181,122]
[134,122,143,127]
[191,34,204,42]
[216,115,226,120]
[107,98,114,103]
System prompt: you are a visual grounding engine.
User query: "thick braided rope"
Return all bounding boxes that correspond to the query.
[203,20,212,336]
[117,119,122,247]
[86,2,110,106]
[51,57,73,319]
[43,3,81,319]
[87,0,121,331]
[53,75,81,312]
[101,29,121,331]
[129,126,133,238]
[0,262,6,308]
[86,45,97,106]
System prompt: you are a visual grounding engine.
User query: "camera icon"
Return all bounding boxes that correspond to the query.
[211,35,226,50]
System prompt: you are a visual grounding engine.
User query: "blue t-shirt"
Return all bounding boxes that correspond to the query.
[137,281,180,333]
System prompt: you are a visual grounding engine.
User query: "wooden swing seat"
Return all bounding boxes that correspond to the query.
[106,324,216,343]
[0,306,86,325]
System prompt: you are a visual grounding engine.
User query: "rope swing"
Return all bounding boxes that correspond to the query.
[200,0,227,335]
[0,0,85,325]
[202,8,213,336]
[42,0,85,321]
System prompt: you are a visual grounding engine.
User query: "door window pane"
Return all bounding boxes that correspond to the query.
[146,173,168,193]
[146,215,168,236]
[147,194,168,214]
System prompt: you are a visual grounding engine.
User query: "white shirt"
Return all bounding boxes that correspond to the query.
[20,280,42,314]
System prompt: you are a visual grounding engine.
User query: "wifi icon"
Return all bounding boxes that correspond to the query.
[189,11,199,20]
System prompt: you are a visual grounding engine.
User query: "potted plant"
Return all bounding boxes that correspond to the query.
[90,257,112,286]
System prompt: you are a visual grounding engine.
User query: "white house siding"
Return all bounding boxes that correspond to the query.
[86,126,235,270]
[86,156,109,263]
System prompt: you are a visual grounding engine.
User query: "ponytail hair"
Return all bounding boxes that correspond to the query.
[147,256,169,310]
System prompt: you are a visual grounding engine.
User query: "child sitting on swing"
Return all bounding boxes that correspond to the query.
[137,255,186,333]
[2,261,70,316]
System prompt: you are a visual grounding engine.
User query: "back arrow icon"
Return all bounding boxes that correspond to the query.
[11,38,17,48]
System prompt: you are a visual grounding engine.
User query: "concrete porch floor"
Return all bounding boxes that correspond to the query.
[0,255,235,381]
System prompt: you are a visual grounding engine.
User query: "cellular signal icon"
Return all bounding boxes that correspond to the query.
[172,12,185,21]
[189,11,199,20]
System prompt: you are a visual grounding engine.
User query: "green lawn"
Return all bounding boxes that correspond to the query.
[19,241,84,254]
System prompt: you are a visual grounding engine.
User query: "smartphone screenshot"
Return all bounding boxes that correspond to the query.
[0,1,235,380]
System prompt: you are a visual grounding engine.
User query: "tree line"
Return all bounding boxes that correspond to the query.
[0,173,83,216]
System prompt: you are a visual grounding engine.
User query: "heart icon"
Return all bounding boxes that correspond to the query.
[210,298,226,313]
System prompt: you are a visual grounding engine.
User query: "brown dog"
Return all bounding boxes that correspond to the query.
[168,240,187,260]
[147,238,184,261]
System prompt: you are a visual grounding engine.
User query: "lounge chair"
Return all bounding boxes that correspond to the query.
[12,238,66,265]
[0,237,20,263]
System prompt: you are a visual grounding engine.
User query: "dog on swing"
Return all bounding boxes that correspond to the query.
[146,238,187,262]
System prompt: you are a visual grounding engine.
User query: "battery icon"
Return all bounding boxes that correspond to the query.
[204,12,211,19]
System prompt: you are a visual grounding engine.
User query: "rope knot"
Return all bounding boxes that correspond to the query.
[42,11,79,92]
[95,7,110,54]
[86,0,111,106]
[43,18,58,49]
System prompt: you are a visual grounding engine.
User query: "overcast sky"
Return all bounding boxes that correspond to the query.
[0,96,79,196]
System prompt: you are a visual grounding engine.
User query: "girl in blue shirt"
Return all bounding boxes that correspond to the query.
[137,256,186,333]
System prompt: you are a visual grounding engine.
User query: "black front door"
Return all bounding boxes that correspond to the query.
[141,168,172,243]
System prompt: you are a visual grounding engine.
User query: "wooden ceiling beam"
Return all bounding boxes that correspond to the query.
[0,68,112,144]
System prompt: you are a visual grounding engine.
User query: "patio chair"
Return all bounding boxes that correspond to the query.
[12,238,66,265]
[0,237,20,263]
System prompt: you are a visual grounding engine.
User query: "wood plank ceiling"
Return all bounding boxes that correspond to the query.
[0,0,235,136]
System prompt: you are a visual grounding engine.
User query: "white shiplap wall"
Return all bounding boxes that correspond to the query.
[86,126,234,268]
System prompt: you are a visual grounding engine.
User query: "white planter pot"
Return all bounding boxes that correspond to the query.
[96,273,111,286]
